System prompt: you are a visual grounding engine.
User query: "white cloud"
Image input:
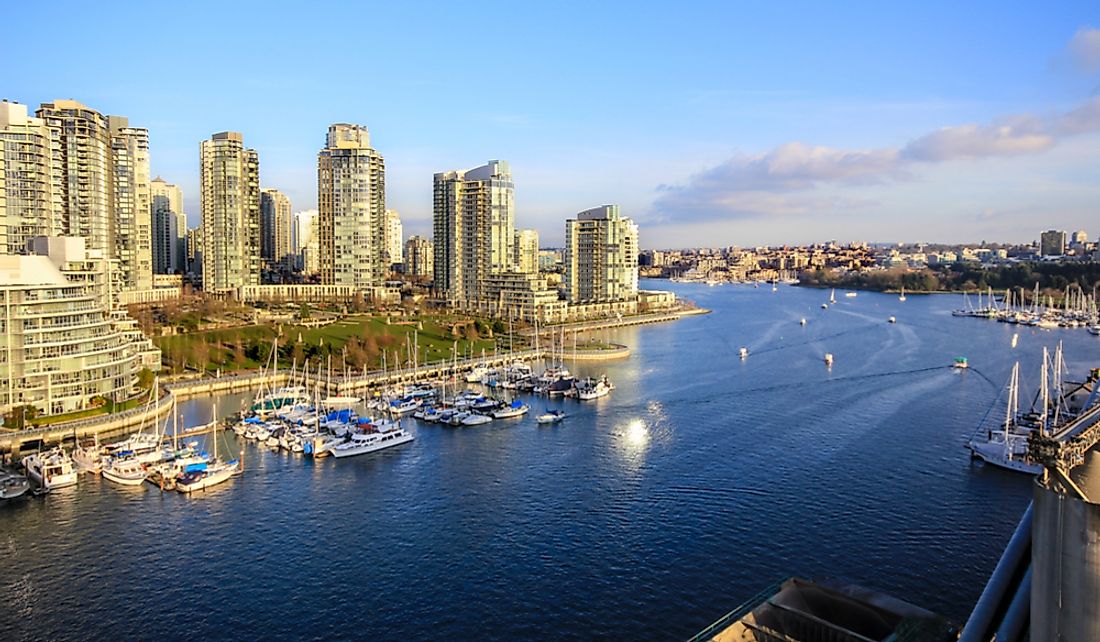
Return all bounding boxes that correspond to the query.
[1069,26,1100,72]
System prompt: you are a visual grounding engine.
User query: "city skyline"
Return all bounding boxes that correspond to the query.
[3,2,1098,247]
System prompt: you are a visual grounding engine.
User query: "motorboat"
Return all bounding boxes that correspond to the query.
[461,413,493,426]
[465,366,488,383]
[953,357,969,369]
[492,401,529,419]
[22,448,78,490]
[535,410,565,424]
[102,458,149,487]
[0,470,31,500]
[824,353,834,366]
[739,347,748,360]
[577,376,614,401]
[330,424,414,458]
[888,316,896,324]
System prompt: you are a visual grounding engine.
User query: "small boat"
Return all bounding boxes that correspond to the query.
[461,413,493,426]
[491,401,529,419]
[0,469,31,500]
[22,448,78,490]
[845,291,857,298]
[821,303,829,309]
[1011,333,1019,348]
[953,357,969,369]
[577,376,614,400]
[536,410,565,424]
[71,438,103,474]
[899,287,907,302]
[829,289,837,304]
[799,318,806,326]
[888,316,896,324]
[738,347,748,359]
[824,353,834,366]
[176,460,240,493]
[102,458,148,487]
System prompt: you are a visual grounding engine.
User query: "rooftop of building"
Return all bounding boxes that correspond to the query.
[0,256,71,287]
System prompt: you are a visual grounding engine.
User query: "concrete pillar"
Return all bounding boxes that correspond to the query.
[1032,478,1100,641]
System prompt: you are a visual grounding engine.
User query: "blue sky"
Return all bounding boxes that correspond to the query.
[3,1,1099,247]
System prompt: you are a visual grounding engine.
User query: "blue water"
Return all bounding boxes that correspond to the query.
[4,281,1100,641]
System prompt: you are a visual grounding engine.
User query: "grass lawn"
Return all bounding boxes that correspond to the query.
[153,314,497,373]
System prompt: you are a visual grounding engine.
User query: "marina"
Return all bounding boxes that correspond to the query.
[4,281,1100,640]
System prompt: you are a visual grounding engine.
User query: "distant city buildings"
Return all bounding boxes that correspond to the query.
[260,188,293,277]
[404,235,433,278]
[150,177,185,274]
[565,205,638,303]
[385,209,403,268]
[200,131,260,293]
[317,124,386,291]
[292,209,319,275]
[433,160,515,302]
[1040,230,1067,257]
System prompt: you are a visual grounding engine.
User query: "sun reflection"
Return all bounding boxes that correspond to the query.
[625,419,649,447]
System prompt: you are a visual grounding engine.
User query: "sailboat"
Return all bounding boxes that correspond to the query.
[176,406,241,493]
[967,362,1042,474]
[899,286,906,302]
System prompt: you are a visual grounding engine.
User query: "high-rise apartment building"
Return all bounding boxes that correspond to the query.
[317,124,386,290]
[1070,230,1088,248]
[186,226,202,277]
[514,228,539,274]
[108,116,152,290]
[0,101,56,253]
[385,209,403,267]
[565,205,638,303]
[36,100,113,254]
[433,160,515,302]
[260,188,292,275]
[151,177,184,274]
[200,132,260,293]
[404,235,433,278]
[1040,230,1066,257]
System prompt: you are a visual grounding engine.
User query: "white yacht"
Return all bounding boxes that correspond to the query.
[330,424,414,458]
[577,376,614,400]
[102,458,149,486]
[465,366,488,383]
[22,448,78,490]
[71,438,104,474]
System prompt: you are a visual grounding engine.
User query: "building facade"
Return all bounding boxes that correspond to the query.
[108,116,152,290]
[151,177,185,274]
[36,100,114,255]
[565,204,638,303]
[317,124,386,290]
[385,209,403,268]
[514,228,539,274]
[404,235,433,278]
[0,101,56,254]
[1040,230,1067,257]
[432,160,515,302]
[200,132,260,293]
[260,188,292,276]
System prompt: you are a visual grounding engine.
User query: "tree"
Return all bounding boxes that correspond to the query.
[137,367,155,390]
